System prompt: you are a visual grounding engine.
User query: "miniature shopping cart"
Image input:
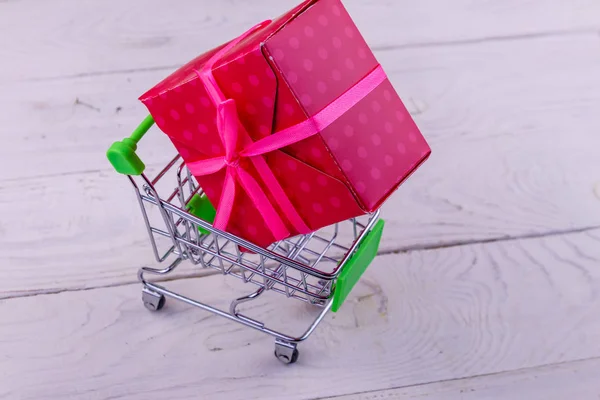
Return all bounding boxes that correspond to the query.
[107,115,385,364]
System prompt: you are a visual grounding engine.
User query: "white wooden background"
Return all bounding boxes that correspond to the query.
[1,0,600,399]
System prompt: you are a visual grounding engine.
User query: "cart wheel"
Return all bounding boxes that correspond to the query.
[142,288,165,312]
[274,348,299,364]
[274,340,299,364]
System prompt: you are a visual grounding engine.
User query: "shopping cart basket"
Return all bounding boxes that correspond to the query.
[107,115,385,364]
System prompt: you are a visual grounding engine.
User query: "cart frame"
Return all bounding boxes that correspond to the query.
[108,115,385,364]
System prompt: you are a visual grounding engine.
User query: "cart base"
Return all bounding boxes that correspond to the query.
[139,261,331,364]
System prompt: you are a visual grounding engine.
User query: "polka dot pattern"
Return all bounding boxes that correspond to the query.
[300,94,313,106]
[313,203,324,213]
[370,168,381,180]
[332,4,342,16]
[384,155,394,166]
[200,97,211,107]
[320,78,431,210]
[198,124,208,134]
[300,182,311,192]
[284,104,295,116]
[288,71,299,84]
[371,134,382,146]
[358,112,368,124]
[303,59,314,72]
[138,21,294,240]
[397,143,407,154]
[265,150,365,239]
[274,49,285,61]
[231,82,243,93]
[289,37,300,49]
[140,40,287,246]
[317,81,328,94]
[214,45,278,140]
[344,27,354,38]
[332,37,342,49]
[357,146,368,158]
[248,75,260,86]
[271,58,346,184]
[371,100,381,113]
[356,182,367,194]
[341,160,353,172]
[139,0,430,245]
[265,0,377,115]
[396,110,406,122]
[287,159,298,171]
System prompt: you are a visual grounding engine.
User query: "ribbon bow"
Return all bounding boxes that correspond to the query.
[188,21,387,240]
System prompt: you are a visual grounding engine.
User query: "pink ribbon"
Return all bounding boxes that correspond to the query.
[189,20,387,240]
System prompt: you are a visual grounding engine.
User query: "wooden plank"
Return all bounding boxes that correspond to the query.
[1,0,599,83]
[2,34,600,295]
[4,33,600,181]
[326,358,600,400]
[2,229,600,399]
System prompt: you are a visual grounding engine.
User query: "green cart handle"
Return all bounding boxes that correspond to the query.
[107,114,218,226]
[107,114,155,175]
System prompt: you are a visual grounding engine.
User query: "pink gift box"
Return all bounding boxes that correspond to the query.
[139,0,431,247]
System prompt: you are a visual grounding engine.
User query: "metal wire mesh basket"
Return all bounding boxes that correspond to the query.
[108,116,385,364]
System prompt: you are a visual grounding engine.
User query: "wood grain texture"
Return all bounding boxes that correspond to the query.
[326,358,600,400]
[2,34,600,296]
[2,228,600,399]
[4,33,600,181]
[2,1,600,398]
[1,0,599,82]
